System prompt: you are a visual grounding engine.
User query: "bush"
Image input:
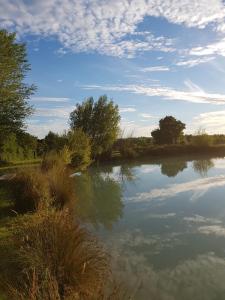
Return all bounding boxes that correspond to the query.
[11,164,76,213]
[192,129,212,147]
[46,163,76,209]
[1,210,110,300]
[11,168,51,213]
[68,129,92,170]
[117,139,137,159]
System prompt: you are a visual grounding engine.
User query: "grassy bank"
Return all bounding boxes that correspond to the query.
[106,144,225,163]
[0,160,129,299]
[0,159,41,171]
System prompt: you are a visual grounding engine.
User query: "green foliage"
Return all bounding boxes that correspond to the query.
[116,138,137,159]
[68,128,92,170]
[74,171,123,229]
[41,131,67,154]
[70,95,120,157]
[0,132,37,162]
[151,116,186,145]
[0,29,35,139]
[161,159,187,177]
[192,129,213,147]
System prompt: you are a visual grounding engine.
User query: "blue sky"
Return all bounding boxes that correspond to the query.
[2,0,225,138]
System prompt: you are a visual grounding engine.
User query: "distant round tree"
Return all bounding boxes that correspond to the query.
[151,116,185,144]
[0,29,36,139]
[70,95,120,157]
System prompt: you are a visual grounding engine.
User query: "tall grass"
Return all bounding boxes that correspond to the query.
[1,209,110,300]
[1,155,131,299]
[10,163,76,213]
[11,168,51,213]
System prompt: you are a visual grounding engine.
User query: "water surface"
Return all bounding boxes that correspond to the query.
[74,155,225,299]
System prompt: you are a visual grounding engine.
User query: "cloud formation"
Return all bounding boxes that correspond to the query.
[127,175,225,202]
[30,97,70,103]
[176,56,215,68]
[193,110,225,133]
[82,83,225,105]
[1,0,225,57]
[140,66,170,72]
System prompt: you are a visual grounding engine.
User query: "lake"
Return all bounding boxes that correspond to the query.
[74,155,225,300]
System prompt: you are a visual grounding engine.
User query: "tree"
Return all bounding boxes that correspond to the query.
[70,95,120,157]
[0,29,36,139]
[151,116,185,144]
[43,131,67,153]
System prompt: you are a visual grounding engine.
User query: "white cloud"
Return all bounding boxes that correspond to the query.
[193,110,225,133]
[120,119,156,137]
[27,118,69,138]
[82,83,225,105]
[35,106,74,118]
[176,56,215,68]
[127,175,225,203]
[184,79,204,93]
[140,66,170,72]
[198,225,225,237]
[139,113,156,119]
[119,107,136,113]
[1,0,225,57]
[190,38,225,57]
[184,215,222,224]
[30,97,70,103]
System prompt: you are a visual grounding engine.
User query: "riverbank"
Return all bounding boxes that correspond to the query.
[0,159,41,171]
[104,144,225,163]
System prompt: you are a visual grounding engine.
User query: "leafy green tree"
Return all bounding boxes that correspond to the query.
[43,131,67,153]
[70,95,120,157]
[151,116,185,144]
[68,128,91,170]
[0,29,35,139]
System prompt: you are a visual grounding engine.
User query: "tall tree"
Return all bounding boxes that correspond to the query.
[70,95,120,157]
[151,116,185,144]
[0,29,35,139]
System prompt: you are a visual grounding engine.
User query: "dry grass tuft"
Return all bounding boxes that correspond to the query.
[11,168,51,213]
[1,209,110,300]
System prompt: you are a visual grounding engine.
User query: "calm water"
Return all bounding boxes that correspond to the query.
[74,155,225,300]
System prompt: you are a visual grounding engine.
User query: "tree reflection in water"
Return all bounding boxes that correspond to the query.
[161,160,187,177]
[193,159,214,177]
[74,170,124,229]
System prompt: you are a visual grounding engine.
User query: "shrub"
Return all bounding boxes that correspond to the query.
[68,129,92,170]
[192,129,212,147]
[1,210,110,300]
[117,139,137,159]
[11,164,76,213]
[46,163,76,209]
[11,168,51,213]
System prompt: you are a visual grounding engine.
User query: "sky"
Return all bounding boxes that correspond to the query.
[2,0,225,138]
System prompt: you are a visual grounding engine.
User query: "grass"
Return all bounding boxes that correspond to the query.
[0,209,110,300]
[0,159,41,171]
[0,159,130,299]
[0,182,15,300]
[108,143,225,163]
